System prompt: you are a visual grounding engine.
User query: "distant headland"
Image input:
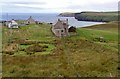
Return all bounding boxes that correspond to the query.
[59,11,118,22]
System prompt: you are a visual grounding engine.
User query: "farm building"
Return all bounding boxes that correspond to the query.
[8,19,19,28]
[25,16,36,24]
[52,19,69,37]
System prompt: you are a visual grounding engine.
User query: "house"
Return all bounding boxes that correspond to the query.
[25,16,36,24]
[52,19,69,37]
[8,19,19,28]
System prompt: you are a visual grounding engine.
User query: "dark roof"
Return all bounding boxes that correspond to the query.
[26,16,35,23]
[54,19,68,29]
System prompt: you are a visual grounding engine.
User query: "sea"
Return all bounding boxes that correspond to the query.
[0,13,103,27]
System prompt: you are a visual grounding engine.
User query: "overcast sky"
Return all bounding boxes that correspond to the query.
[0,0,119,13]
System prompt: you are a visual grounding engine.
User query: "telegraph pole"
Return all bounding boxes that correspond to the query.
[7,13,12,46]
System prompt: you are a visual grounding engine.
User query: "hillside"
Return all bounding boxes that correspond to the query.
[2,22,118,77]
[75,11,118,22]
[83,21,118,31]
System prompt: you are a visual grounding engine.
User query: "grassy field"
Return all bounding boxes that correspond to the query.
[75,11,118,22]
[2,22,118,77]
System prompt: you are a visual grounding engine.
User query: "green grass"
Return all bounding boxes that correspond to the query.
[2,24,54,43]
[2,23,55,55]
[34,44,55,55]
[77,28,118,41]
[83,21,118,32]
[80,21,118,51]
[12,43,55,56]
[2,22,118,77]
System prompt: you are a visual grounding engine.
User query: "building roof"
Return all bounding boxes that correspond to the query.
[54,19,68,29]
[11,20,18,25]
[26,16,35,23]
[8,20,18,28]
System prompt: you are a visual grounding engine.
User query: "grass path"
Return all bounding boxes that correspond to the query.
[61,37,81,77]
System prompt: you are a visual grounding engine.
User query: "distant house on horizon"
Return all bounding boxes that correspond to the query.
[8,19,19,28]
[25,16,36,24]
[52,19,69,37]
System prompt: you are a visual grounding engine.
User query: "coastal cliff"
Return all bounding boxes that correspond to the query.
[75,11,118,22]
[59,11,118,22]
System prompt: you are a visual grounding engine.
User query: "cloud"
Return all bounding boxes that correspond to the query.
[66,1,118,11]
[1,1,46,4]
[0,0,119,13]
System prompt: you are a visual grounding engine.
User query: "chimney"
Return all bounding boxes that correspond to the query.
[30,16,32,18]
[66,19,68,24]
[58,19,60,21]
[66,19,68,21]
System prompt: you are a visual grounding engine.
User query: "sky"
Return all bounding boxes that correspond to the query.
[0,0,119,13]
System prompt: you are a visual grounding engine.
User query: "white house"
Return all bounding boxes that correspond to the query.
[8,20,19,28]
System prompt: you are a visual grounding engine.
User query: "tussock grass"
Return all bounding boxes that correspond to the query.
[2,22,118,77]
